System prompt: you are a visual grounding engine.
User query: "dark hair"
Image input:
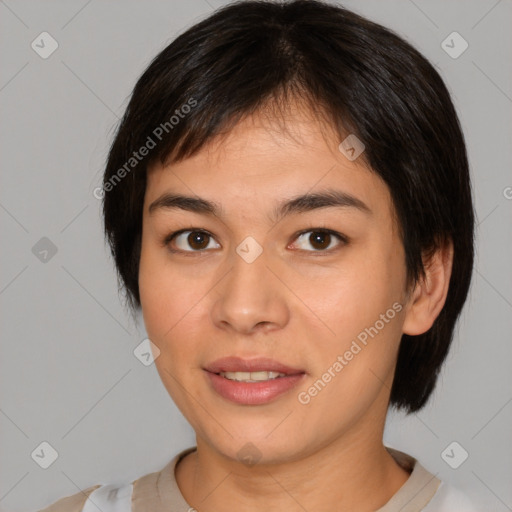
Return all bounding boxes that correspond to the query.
[101,0,474,413]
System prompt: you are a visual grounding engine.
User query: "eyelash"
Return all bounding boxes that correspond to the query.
[162,227,349,256]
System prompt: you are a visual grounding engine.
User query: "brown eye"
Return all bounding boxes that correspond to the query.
[167,230,220,252]
[309,232,332,250]
[187,231,210,250]
[293,229,346,252]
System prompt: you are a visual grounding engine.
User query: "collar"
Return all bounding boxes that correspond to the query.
[131,445,441,512]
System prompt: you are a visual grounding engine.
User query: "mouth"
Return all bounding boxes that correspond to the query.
[203,356,306,405]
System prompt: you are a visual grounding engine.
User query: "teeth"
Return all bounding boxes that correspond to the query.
[219,371,287,382]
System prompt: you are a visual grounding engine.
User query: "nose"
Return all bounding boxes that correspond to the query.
[210,248,290,335]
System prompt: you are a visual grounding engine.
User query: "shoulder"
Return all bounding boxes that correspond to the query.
[37,482,133,512]
[36,447,195,511]
[383,447,479,512]
[37,484,101,512]
[423,481,479,511]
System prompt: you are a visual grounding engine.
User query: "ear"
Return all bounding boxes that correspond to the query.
[402,239,454,336]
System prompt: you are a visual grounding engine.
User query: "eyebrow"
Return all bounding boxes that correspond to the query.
[148,188,372,222]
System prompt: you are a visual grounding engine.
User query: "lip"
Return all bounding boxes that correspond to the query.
[203,356,307,405]
[204,370,306,405]
[203,356,305,375]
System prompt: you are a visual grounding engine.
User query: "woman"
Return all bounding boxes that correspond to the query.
[39,0,477,510]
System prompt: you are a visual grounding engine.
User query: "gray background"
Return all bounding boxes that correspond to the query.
[0,0,511,510]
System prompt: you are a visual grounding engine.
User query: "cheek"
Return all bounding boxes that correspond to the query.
[316,249,403,331]
[138,247,214,383]
[139,244,197,336]
[138,258,198,400]
[305,241,406,382]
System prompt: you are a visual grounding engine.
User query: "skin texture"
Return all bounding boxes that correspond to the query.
[138,102,453,511]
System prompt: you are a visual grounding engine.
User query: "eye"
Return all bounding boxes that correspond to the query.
[290,229,347,253]
[163,227,348,255]
[165,229,220,253]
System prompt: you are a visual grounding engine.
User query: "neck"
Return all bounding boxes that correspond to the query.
[176,416,410,511]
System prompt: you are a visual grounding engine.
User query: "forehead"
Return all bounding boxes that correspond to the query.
[144,109,394,224]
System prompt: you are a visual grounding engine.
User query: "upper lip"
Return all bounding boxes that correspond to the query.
[204,356,305,375]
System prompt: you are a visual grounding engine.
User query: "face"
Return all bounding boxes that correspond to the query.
[139,106,411,465]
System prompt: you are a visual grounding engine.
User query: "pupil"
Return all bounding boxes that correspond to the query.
[189,232,209,249]
[311,232,329,250]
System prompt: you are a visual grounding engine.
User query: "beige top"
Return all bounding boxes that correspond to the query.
[38,446,475,511]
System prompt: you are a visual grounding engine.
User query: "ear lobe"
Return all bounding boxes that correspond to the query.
[402,240,454,336]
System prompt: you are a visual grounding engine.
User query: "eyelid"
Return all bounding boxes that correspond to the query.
[291,227,348,243]
[163,228,218,255]
[288,228,348,253]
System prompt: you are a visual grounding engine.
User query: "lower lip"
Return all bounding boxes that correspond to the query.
[204,370,306,405]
